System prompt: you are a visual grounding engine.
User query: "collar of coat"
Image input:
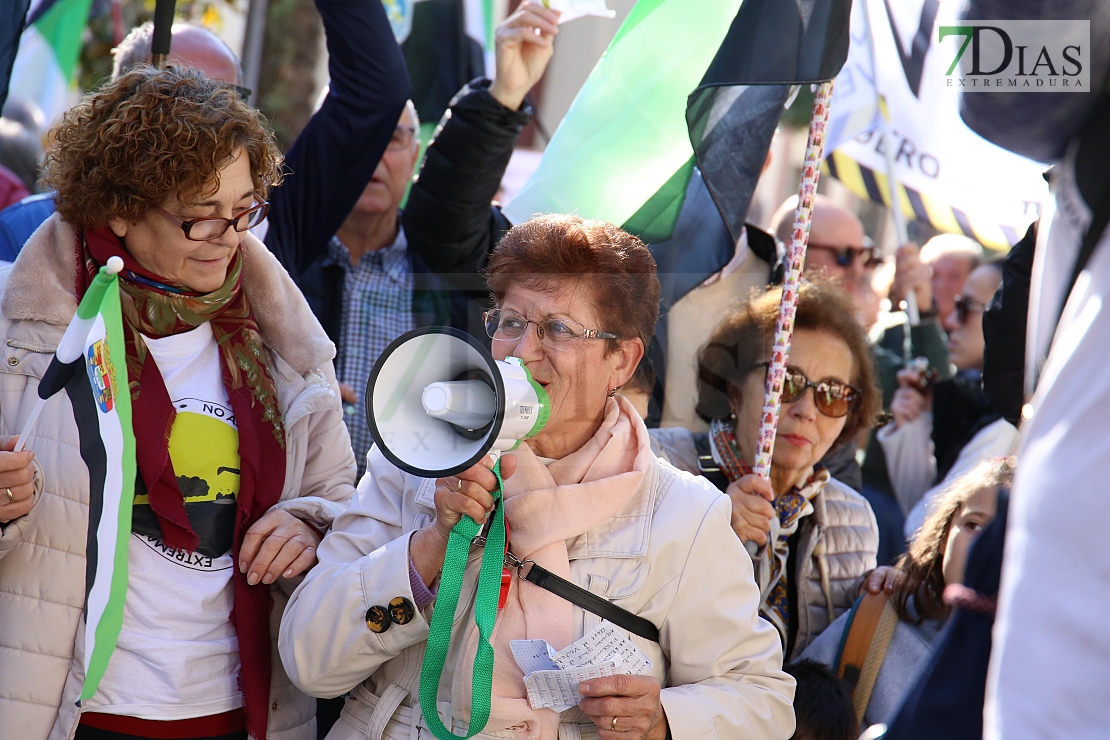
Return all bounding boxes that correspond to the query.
[2,213,335,375]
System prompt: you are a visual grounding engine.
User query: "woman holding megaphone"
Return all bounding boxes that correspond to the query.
[280,215,795,740]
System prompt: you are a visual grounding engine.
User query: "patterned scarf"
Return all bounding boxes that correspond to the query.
[77,228,287,740]
[709,418,827,644]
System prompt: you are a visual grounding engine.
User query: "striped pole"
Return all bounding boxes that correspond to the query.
[752,81,835,480]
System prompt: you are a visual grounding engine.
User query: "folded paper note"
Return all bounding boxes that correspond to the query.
[510,621,653,712]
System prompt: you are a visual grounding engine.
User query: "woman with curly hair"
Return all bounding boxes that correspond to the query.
[0,66,356,740]
[649,278,883,660]
[800,457,1012,727]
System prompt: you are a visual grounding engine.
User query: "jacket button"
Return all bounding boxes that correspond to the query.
[365,605,391,633]
[389,596,415,625]
[271,702,279,711]
[6,357,17,367]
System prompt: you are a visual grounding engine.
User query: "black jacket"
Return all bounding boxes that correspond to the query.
[982,224,1035,427]
[264,0,411,345]
[402,78,531,339]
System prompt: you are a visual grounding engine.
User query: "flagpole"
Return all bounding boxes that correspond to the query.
[748,81,834,553]
[150,0,177,68]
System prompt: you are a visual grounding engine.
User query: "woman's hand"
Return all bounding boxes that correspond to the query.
[860,565,903,595]
[0,437,35,524]
[579,675,668,740]
[239,509,321,585]
[488,2,560,111]
[725,474,775,547]
[410,454,518,587]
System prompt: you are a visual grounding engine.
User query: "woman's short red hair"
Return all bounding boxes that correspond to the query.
[486,214,661,352]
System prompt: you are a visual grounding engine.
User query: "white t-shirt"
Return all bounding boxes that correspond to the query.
[90,323,244,719]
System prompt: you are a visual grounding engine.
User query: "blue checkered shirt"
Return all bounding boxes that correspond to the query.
[329,228,415,475]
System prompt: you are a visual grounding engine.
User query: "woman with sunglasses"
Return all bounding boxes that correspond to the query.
[280,214,795,740]
[0,67,358,740]
[650,277,882,660]
[879,260,1018,541]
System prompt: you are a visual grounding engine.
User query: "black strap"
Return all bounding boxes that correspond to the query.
[521,562,660,643]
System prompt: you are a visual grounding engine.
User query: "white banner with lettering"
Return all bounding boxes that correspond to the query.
[825,0,1050,249]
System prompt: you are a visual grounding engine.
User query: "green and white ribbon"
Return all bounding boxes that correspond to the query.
[420,461,506,739]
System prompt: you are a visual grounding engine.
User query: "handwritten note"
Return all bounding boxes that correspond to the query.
[546,0,616,24]
[510,622,653,712]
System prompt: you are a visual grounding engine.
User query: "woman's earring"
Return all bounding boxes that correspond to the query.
[606,387,617,398]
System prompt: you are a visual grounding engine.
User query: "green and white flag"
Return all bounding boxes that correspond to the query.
[8,0,95,125]
[502,0,745,237]
[19,257,136,701]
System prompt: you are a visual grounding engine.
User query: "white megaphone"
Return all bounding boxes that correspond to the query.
[365,327,550,477]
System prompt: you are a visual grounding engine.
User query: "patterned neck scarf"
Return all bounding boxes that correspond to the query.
[709,418,827,644]
[77,228,286,740]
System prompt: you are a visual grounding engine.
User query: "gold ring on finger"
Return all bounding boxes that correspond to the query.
[610,717,618,731]
[456,478,463,492]
[5,488,12,504]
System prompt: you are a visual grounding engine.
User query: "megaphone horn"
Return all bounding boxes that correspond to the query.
[366,327,550,478]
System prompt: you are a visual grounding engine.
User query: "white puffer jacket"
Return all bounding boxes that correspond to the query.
[648,427,879,658]
[0,216,358,740]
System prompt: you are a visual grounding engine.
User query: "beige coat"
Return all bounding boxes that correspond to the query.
[279,445,797,740]
[648,427,879,659]
[0,216,358,740]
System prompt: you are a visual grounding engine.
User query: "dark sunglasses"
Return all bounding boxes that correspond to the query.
[808,243,882,269]
[954,296,987,325]
[757,363,860,418]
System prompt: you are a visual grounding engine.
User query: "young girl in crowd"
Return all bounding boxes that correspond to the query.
[800,457,1014,728]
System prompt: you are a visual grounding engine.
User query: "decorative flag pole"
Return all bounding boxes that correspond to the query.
[13,256,138,703]
[752,81,835,482]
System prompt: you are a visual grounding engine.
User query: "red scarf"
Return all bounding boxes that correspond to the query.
[77,228,286,740]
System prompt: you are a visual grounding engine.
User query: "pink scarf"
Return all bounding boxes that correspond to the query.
[450,396,653,739]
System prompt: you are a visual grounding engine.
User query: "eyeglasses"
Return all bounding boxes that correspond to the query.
[808,243,882,269]
[484,309,618,352]
[757,363,860,418]
[953,296,987,325]
[155,201,269,242]
[387,125,417,152]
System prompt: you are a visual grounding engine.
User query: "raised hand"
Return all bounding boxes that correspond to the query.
[488,2,561,111]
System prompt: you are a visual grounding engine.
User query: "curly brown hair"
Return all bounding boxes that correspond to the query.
[695,275,881,448]
[486,214,661,354]
[42,65,283,230]
[891,457,1014,623]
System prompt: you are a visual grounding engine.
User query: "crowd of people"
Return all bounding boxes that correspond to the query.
[0,0,1105,739]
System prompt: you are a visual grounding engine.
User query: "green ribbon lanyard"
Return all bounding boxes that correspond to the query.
[420,460,506,740]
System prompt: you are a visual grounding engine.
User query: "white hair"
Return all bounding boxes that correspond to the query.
[920,233,984,267]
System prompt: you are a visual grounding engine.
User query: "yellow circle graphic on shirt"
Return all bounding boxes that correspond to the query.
[168,411,241,502]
